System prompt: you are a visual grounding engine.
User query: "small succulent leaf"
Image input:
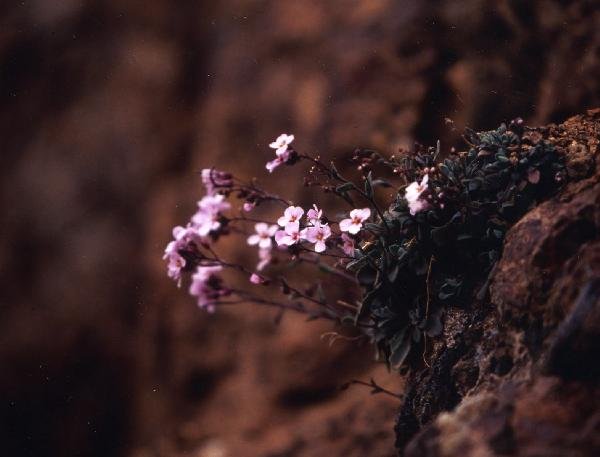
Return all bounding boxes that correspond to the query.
[335,182,355,193]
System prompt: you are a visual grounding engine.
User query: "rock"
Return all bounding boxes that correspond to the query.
[396,110,600,456]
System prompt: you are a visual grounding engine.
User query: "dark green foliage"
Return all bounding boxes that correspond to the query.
[350,121,565,368]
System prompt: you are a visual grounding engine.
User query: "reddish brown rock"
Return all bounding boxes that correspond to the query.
[398,110,600,456]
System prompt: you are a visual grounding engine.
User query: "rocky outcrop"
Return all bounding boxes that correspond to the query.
[396,110,600,456]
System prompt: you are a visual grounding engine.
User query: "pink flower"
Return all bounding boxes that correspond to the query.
[301,222,331,253]
[172,224,200,243]
[341,233,355,256]
[243,202,255,212]
[405,174,430,215]
[192,194,231,236]
[164,225,202,286]
[306,204,323,225]
[201,169,214,194]
[163,242,186,285]
[275,222,301,246]
[277,205,304,227]
[408,198,430,215]
[198,194,231,214]
[339,208,371,234]
[266,154,288,173]
[201,168,232,195]
[256,248,271,271]
[269,133,295,156]
[189,265,225,312]
[249,273,266,285]
[266,134,294,172]
[247,223,278,249]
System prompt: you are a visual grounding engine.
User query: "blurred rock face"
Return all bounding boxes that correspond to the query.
[0,1,598,456]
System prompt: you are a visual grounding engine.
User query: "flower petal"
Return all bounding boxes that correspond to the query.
[255,222,268,234]
[348,224,361,235]
[339,218,352,232]
[275,230,287,245]
[247,234,260,245]
[314,241,326,253]
[258,237,272,249]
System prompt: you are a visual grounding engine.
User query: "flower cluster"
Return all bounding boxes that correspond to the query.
[162,168,234,309]
[189,265,228,312]
[246,202,368,255]
[164,123,567,369]
[164,135,375,321]
[266,133,296,173]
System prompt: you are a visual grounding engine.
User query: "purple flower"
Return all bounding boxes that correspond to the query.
[266,154,288,173]
[250,273,267,285]
[198,194,231,214]
[192,194,231,236]
[277,205,304,227]
[163,225,202,286]
[341,233,355,256]
[163,242,186,286]
[306,204,323,225]
[189,265,225,312]
[247,223,279,249]
[300,222,331,253]
[339,208,371,234]
[269,133,295,156]
[275,221,301,246]
[405,174,430,215]
[201,168,232,195]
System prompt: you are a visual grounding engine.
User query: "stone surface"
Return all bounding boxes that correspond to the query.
[397,110,600,456]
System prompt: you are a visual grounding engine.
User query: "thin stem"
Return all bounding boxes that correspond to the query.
[229,216,278,225]
[297,245,348,259]
[422,255,435,368]
[296,254,356,282]
[226,289,337,321]
[203,249,344,317]
[341,379,403,400]
[300,153,390,234]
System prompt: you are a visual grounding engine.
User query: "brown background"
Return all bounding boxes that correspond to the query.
[1,1,599,456]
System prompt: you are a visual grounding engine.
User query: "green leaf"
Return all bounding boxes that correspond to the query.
[364,222,384,234]
[439,163,452,179]
[356,265,377,286]
[431,223,456,246]
[425,310,443,337]
[355,288,380,324]
[466,177,483,191]
[346,256,368,271]
[372,179,392,188]
[315,284,326,303]
[412,327,422,343]
[388,244,407,260]
[330,161,342,179]
[335,182,354,193]
[364,171,374,198]
[387,265,400,282]
[389,328,411,369]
